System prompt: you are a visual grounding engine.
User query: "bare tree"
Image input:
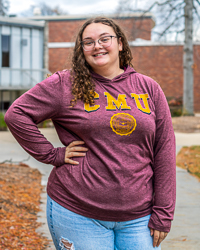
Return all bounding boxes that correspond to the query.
[183,0,194,115]
[0,0,9,16]
[21,2,67,17]
[116,0,200,115]
[116,0,134,13]
[38,2,67,16]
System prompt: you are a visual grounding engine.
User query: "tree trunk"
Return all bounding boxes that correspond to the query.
[183,0,194,115]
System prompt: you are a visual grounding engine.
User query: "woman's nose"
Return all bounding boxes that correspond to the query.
[94,41,103,49]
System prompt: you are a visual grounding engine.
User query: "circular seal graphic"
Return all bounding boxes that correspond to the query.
[110,113,137,136]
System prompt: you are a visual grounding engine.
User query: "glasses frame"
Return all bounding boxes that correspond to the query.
[81,35,118,51]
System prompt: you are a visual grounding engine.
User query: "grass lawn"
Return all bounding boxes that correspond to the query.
[176,146,200,180]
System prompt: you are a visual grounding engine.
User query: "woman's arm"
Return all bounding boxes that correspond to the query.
[4,73,66,167]
[148,83,176,233]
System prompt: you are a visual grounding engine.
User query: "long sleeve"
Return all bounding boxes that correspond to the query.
[148,84,176,233]
[4,73,66,167]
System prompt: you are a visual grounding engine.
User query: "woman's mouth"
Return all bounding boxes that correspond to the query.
[93,52,108,57]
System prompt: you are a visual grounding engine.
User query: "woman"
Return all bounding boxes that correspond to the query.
[5,17,176,250]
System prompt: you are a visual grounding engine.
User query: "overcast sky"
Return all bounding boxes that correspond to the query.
[8,0,120,16]
[7,0,200,41]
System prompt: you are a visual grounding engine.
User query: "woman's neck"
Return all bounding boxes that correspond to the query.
[93,67,124,80]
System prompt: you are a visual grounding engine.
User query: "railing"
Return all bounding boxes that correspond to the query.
[0,68,51,90]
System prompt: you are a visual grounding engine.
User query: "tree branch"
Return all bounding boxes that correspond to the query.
[152,28,185,38]
[151,1,185,26]
[0,156,30,165]
[175,28,185,41]
[159,14,185,37]
[193,3,200,20]
[195,0,200,6]
[136,0,175,16]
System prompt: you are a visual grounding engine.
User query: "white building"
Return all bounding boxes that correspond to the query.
[0,17,49,111]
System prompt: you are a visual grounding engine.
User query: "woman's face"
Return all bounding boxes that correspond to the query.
[82,23,122,74]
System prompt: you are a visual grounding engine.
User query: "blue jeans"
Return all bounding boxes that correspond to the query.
[47,195,161,250]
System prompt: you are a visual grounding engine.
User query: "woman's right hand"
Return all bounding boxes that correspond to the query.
[64,141,88,165]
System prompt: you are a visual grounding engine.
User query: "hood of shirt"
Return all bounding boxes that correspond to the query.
[90,66,137,84]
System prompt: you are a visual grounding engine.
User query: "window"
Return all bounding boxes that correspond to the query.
[2,35,10,67]
[0,90,10,111]
[0,101,10,110]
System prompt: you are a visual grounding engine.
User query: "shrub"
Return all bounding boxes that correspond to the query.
[167,96,182,117]
[0,112,7,131]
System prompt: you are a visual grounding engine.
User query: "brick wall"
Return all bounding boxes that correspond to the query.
[48,16,153,73]
[47,17,200,112]
[49,48,73,72]
[49,44,200,112]
[131,45,200,113]
[115,18,153,41]
[48,16,153,43]
[131,45,184,98]
[49,20,85,43]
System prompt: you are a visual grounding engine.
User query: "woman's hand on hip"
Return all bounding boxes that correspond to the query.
[64,141,88,165]
[150,228,168,247]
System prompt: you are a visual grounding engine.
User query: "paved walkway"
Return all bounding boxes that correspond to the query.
[1,128,200,249]
[162,132,200,250]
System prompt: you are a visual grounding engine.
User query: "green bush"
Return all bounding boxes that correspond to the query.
[170,107,182,117]
[0,112,7,130]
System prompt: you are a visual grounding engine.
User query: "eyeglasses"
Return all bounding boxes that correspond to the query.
[81,35,117,51]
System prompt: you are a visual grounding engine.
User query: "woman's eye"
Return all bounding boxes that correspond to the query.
[84,41,93,46]
[101,37,109,42]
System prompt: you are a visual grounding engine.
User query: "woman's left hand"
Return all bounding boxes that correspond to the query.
[150,228,168,247]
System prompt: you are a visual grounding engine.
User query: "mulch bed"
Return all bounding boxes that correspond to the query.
[172,116,200,181]
[176,146,200,180]
[0,162,50,250]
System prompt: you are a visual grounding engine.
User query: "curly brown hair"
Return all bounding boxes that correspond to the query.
[70,16,133,107]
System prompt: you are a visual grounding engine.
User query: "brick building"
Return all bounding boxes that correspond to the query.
[32,13,154,72]
[31,13,200,112]
[131,42,200,113]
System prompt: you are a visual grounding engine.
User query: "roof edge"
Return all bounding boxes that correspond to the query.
[0,16,45,27]
[29,12,154,21]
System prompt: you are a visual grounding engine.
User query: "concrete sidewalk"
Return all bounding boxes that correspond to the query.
[1,128,200,249]
[162,132,200,250]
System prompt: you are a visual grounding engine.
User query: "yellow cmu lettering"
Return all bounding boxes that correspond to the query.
[104,92,131,110]
[131,93,151,114]
[84,92,100,112]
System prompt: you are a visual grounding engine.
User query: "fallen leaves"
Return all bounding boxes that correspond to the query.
[0,163,51,249]
[176,146,200,180]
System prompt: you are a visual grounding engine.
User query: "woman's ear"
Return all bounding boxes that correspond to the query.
[118,37,123,51]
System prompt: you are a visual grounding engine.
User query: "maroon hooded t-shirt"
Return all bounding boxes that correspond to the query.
[5,66,176,232]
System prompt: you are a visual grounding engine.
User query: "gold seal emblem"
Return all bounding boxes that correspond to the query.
[110,113,137,136]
